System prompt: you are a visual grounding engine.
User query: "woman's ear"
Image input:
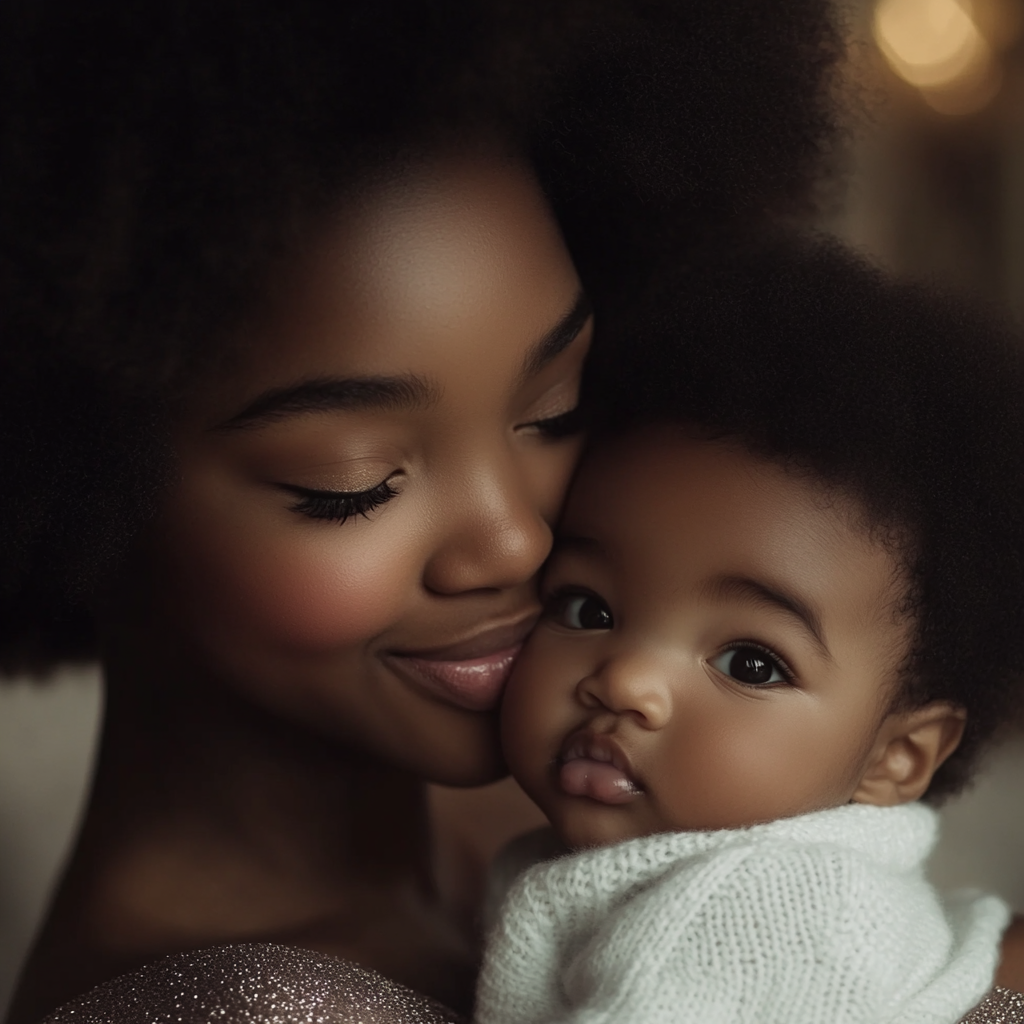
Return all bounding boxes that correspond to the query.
[852,702,966,806]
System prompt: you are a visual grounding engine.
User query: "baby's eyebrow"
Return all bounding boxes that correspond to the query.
[701,574,832,661]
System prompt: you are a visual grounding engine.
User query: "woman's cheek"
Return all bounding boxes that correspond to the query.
[225,533,410,651]
[168,509,416,653]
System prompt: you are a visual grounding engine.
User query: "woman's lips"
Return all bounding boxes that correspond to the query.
[384,616,535,712]
[558,732,644,805]
[391,646,521,712]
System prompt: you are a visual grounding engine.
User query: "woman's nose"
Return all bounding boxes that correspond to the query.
[576,652,673,731]
[422,462,553,595]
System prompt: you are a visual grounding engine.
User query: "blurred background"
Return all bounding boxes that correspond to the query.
[5,0,1024,1016]
[837,0,1024,313]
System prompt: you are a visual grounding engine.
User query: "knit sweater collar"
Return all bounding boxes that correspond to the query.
[555,802,939,894]
[476,801,1007,1024]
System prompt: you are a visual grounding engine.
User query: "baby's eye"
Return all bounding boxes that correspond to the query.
[710,644,791,687]
[548,591,614,631]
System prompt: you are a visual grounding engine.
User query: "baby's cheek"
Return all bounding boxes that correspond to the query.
[501,636,574,776]
[677,707,863,826]
[502,642,548,734]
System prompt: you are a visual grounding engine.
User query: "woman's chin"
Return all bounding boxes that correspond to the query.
[411,727,509,788]
[342,700,508,788]
[428,759,509,788]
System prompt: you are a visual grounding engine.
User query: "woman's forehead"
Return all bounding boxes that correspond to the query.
[184,151,585,426]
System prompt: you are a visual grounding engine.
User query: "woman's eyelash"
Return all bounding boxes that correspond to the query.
[282,479,399,523]
[528,406,585,439]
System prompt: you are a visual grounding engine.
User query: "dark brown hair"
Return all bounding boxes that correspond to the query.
[593,235,1024,799]
[0,0,845,671]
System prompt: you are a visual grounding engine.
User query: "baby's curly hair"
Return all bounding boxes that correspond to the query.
[0,0,845,671]
[591,235,1024,800]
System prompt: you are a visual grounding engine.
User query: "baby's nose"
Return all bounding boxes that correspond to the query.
[576,652,673,730]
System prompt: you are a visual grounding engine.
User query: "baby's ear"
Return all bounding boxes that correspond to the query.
[852,702,966,806]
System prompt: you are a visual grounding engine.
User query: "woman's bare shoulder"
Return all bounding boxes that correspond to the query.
[996,915,1024,994]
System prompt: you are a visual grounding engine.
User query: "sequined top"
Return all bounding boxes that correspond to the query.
[40,944,1023,1024]
[964,988,1024,1024]
[42,945,466,1024]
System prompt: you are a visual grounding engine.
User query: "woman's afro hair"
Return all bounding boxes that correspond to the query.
[590,235,1024,800]
[0,0,846,671]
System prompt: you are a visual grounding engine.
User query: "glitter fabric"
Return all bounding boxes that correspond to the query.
[42,944,466,1024]
[39,943,1024,1024]
[962,988,1024,1023]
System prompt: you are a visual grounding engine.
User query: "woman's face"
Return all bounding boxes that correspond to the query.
[132,152,590,785]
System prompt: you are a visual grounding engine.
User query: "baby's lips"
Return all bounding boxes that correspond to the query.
[559,757,643,804]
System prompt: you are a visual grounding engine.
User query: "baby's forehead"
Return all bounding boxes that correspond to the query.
[563,426,836,532]
[550,426,911,688]
[557,425,900,605]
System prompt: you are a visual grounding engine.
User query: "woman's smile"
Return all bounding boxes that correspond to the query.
[383,613,538,711]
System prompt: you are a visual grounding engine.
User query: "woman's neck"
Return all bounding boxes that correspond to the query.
[91,666,434,931]
[8,645,475,1024]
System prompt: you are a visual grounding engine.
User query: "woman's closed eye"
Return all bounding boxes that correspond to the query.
[520,405,585,440]
[281,476,400,523]
[546,589,614,630]
[709,643,793,687]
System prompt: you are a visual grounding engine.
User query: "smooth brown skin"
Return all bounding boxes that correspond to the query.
[8,151,587,1024]
[12,162,1024,1018]
[998,919,1024,992]
[503,428,966,848]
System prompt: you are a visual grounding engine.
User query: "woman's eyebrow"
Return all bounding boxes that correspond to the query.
[701,574,833,661]
[214,374,440,430]
[519,290,593,381]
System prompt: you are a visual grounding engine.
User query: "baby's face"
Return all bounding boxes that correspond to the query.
[502,426,912,848]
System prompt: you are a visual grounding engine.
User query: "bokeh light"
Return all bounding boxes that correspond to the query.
[873,0,1002,112]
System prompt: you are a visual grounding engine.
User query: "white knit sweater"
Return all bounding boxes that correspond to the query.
[474,804,1008,1024]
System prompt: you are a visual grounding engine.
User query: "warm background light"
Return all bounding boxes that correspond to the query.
[875,0,983,84]
[873,0,1003,112]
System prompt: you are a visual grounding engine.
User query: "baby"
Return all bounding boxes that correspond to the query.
[474,238,1024,1024]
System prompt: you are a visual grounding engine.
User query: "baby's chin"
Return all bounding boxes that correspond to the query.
[543,797,669,850]
[543,792,812,849]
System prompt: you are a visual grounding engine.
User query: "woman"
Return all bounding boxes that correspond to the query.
[0,0,926,1019]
